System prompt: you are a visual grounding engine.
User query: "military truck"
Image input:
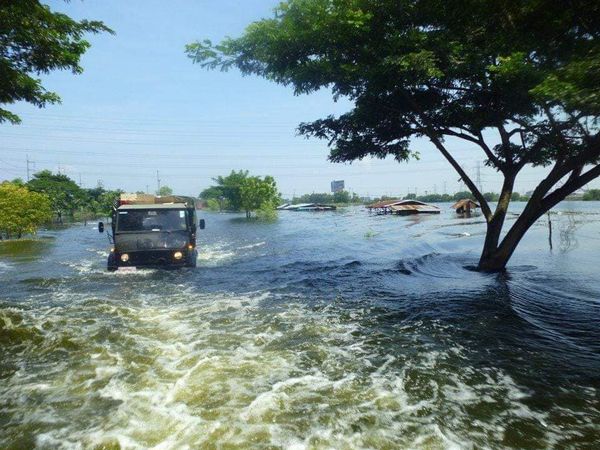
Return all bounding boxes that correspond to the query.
[98,193,205,271]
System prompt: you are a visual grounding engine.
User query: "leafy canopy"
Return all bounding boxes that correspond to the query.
[157,185,174,196]
[188,0,600,211]
[0,0,112,123]
[201,170,250,212]
[27,170,84,220]
[200,170,280,216]
[240,175,279,216]
[0,182,52,237]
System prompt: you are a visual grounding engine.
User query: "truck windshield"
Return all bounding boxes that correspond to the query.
[117,209,188,232]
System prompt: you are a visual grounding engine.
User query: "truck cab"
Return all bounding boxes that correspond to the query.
[99,194,204,271]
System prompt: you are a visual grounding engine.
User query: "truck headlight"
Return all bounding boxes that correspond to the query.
[120,253,129,262]
[173,251,183,260]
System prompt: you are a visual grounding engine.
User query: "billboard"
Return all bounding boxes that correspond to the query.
[331,180,345,193]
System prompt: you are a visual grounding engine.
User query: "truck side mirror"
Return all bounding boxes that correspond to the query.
[98,222,104,233]
[199,219,205,230]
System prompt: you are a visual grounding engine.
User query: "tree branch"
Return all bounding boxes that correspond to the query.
[440,127,503,169]
[395,88,493,220]
[542,164,600,211]
[428,135,493,219]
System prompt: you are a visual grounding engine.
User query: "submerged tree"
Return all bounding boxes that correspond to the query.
[200,170,280,217]
[188,0,600,271]
[240,175,279,218]
[0,0,112,123]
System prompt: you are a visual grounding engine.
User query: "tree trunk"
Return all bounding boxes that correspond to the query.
[477,197,545,272]
[477,173,516,271]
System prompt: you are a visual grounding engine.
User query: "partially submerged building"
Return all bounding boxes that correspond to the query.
[452,199,480,214]
[366,199,440,215]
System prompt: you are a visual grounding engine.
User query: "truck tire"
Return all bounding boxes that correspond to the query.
[107,253,118,271]
[186,250,197,268]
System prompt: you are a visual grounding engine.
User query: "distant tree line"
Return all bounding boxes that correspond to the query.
[0,171,124,239]
[289,191,362,205]
[583,189,600,201]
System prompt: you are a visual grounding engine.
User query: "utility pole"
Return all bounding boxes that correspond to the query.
[79,173,82,187]
[156,170,161,194]
[26,155,32,181]
[476,161,483,193]
[146,184,149,194]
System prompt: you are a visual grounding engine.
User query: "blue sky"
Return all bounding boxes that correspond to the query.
[1,0,596,198]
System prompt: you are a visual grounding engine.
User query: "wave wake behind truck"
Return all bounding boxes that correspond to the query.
[98,193,205,271]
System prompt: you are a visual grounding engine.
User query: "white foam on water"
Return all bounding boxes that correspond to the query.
[197,242,236,266]
[1,290,596,449]
[237,241,266,250]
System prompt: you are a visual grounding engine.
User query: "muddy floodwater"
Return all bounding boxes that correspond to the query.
[1,203,599,449]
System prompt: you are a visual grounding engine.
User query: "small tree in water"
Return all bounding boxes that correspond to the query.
[188,0,600,271]
[240,176,279,219]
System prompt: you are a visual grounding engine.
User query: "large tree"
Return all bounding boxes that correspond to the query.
[0,0,112,124]
[27,170,84,223]
[187,0,600,271]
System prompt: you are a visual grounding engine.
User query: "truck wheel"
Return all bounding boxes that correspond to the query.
[186,250,197,268]
[107,253,118,271]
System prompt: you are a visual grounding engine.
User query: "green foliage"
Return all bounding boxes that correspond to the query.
[239,175,279,218]
[414,193,453,203]
[96,189,122,216]
[188,0,600,168]
[332,190,350,204]
[199,185,225,201]
[511,192,523,202]
[204,198,222,211]
[201,171,280,217]
[293,190,359,205]
[204,170,250,211]
[294,192,333,204]
[27,170,84,222]
[483,192,500,202]
[0,182,52,238]
[583,189,600,200]
[157,185,173,196]
[0,0,112,124]
[453,191,475,201]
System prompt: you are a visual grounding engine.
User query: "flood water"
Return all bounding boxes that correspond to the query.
[1,203,599,449]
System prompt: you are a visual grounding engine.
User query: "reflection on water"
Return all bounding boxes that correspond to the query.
[1,203,599,448]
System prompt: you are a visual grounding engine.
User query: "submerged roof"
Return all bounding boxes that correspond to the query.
[389,203,440,213]
[366,199,403,209]
[367,199,435,209]
[452,199,480,209]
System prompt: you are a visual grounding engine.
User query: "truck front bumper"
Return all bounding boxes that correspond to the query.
[108,249,197,270]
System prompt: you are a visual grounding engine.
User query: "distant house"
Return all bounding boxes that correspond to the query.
[452,199,480,214]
